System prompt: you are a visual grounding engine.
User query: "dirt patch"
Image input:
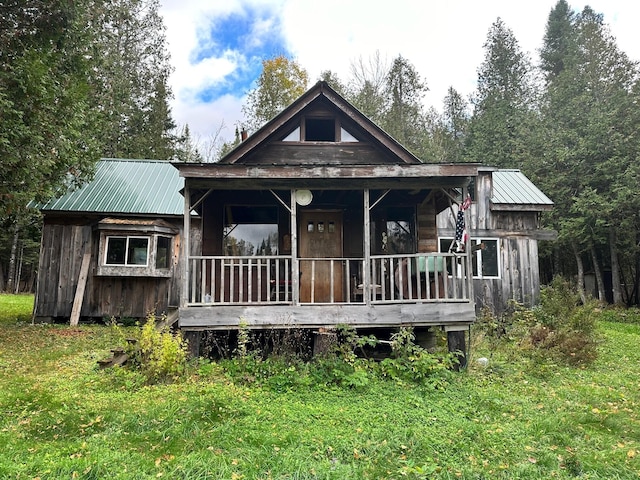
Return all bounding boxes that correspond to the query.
[52,329,88,337]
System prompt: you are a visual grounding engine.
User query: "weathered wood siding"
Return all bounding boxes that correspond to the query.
[437,171,545,313]
[34,217,196,322]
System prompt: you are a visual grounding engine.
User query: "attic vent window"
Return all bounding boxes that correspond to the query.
[305,118,335,141]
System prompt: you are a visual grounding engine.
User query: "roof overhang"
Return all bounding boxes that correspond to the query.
[491,203,554,212]
[173,163,480,190]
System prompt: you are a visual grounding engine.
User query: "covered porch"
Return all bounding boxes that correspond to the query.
[175,165,478,332]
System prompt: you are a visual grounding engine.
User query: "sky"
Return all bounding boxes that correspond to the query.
[157,0,640,145]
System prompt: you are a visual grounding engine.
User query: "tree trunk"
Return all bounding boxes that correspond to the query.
[573,243,586,304]
[609,228,622,305]
[590,244,605,302]
[5,222,19,294]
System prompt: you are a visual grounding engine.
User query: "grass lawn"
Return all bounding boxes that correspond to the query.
[0,294,639,479]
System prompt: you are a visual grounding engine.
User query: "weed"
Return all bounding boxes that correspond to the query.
[522,278,601,366]
[122,312,189,384]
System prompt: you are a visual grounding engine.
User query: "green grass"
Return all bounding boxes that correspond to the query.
[0,295,639,478]
[0,293,34,325]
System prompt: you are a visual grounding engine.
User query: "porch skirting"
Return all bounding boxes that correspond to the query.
[178,302,475,331]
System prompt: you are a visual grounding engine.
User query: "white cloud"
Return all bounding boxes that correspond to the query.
[159,0,640,144]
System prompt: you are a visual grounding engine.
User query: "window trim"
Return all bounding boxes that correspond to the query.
[97,232,174,278]
[439,237,500,279]
[280,116,360,143]
[104,235,150,267]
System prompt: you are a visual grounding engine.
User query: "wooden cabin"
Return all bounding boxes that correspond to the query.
[173,81,479,358]
[33,158,196,323]
[33,81,555,363]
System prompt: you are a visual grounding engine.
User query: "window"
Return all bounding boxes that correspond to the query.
[224,206,279,256]
[305,118,334,141]
[439,237,500,278]
[96,218,176,277]
[156,236,172,269]
[374,207,415,254]
[105,236,149,266]
[281,118,359,142]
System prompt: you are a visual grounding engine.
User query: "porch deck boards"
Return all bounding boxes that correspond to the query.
[178,302,475,331]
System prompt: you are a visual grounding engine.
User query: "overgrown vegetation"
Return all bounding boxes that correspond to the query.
[476,278,601,367]
[1,294,640,478]
[110,313,189,384]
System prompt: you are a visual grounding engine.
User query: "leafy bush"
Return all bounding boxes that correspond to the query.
[123,313,189,384]
[377,327,453,386]
[475,300,536,344]
[522,277,600,366]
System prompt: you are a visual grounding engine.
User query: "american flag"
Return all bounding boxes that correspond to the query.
[453,196,472,253]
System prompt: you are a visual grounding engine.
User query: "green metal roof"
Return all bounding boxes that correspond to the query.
[40,158,184,216]
[491,169,553,207]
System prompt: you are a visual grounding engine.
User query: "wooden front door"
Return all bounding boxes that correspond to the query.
[299,210,343,303]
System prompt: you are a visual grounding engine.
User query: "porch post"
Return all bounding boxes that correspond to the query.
[363,189,371,305]
[182,181,191,308]
[291,189,299,305]
[463,185,474,301]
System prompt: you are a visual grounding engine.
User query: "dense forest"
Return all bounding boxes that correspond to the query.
[2,0,639,305]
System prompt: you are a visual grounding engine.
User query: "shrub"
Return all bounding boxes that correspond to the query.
[377,327,453,386]
[522,277,600,366]
[125,313,189,384]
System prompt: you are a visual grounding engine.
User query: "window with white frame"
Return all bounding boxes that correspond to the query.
[96,218,176,277]
[105,236,150,266]
[439,237,500,278]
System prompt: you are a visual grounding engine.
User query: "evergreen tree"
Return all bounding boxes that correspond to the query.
[381,55,430,158]
[88,0,176,159]
[537,4,640,303]
[466,18,537,169]
[540,0,576,83]
[435,87,470,163]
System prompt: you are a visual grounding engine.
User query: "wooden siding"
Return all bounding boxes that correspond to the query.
[34,218,197,321]
[437,170,550,313]
[240,143,394,165]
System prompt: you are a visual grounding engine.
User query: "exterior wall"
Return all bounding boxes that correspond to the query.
[437,171,544,313]
[34,216,198,322]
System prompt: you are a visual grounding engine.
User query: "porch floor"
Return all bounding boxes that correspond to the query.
[178,302,475,331]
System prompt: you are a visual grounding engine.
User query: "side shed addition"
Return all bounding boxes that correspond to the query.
[33,158,196,323]
[437,168,556,313]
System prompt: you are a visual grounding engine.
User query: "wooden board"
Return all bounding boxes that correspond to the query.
[70,251,91,326]
[178,302,476,330]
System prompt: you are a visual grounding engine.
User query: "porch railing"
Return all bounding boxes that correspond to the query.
[187,253,470,306]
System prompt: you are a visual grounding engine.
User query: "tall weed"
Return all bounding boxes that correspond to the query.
[114,313,188,384]
[524,277,600,366]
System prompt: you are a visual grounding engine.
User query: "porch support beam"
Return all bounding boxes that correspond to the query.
[190,187,214,212]
[182,182,191,308]
[363,189,371,306]
[270,189,291,213]
[291,189,300,304]
[369,189,390,210]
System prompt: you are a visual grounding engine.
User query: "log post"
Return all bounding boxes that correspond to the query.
[313,329,337,356]
[446,328,467,371]
[184,331,202,358]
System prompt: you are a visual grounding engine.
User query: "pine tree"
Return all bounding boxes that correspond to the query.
[465,18,537,169]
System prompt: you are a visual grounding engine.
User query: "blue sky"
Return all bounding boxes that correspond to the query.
[190,7,289,101]
[158,0,640,149]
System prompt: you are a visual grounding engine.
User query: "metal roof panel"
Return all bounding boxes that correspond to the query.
[492,169,553,206]
[40,158,184,215]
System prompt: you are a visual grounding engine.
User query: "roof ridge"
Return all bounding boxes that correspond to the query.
[101,157,170,163]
